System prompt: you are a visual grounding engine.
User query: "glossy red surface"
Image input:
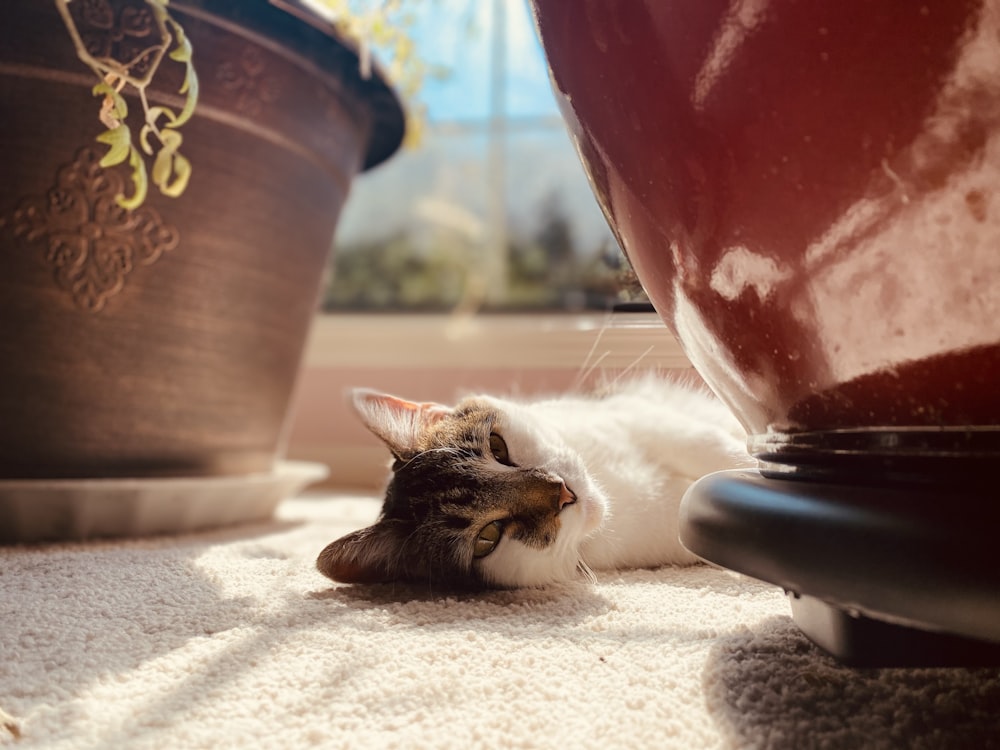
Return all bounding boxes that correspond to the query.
[532,0,1000,443]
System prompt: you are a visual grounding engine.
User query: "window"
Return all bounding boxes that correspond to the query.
[322,0,648,312]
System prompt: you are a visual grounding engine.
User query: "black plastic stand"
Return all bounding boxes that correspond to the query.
[788,593,1000,667]
[680,469,1000,667]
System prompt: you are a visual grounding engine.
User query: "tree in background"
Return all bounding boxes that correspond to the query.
[323,196,645,312]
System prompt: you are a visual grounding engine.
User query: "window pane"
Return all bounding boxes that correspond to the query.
[322,0,649,312]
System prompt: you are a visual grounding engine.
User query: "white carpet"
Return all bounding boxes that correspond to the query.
[2,493,998,749]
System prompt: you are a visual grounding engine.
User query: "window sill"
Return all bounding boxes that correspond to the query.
[303,310,691,371]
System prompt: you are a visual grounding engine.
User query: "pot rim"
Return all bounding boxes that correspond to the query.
[172,0,406,170]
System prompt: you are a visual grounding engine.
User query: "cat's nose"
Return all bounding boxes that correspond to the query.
[558,483,577,510]
[524,471,576,512]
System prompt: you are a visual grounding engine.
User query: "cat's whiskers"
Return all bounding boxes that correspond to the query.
[608,345,656,387]
[584,524,627,570]
[549,519,585,584]
[570,308,616,393]
[571,349,610,394]
[576,559,597,584]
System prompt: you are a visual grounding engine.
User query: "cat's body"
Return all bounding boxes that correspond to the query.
[317,375,753,590]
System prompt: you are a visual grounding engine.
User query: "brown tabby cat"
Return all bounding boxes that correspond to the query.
[317,376,752,589]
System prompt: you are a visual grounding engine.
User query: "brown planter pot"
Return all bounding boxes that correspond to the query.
[0,0,404,480]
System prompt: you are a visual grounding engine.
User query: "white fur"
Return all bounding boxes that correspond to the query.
[477,375,754,586]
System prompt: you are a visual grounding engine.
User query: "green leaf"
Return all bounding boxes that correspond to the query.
[164,16,199,128]
[145,105,169,125]
[159,129,183,151]
[167,20,193,63]
[117,147,149,211]
[139,124,155,155]
[171,64,199,127]
[151,145,173,188]
[92,82,128,119]
[95,125,131,168]
[142,104,180,135]
[160,153,191,198]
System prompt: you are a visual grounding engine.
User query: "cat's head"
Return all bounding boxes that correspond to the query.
[317,389,608,589]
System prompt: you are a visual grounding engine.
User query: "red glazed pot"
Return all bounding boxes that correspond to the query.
[531,0,999,475]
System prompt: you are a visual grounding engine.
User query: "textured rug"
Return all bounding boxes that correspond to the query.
[2,493,998,749]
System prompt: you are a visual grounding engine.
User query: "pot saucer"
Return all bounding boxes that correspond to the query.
[0,461,328,544]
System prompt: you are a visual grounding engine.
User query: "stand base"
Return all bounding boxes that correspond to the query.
[680,469,1000,667]
[789,593,1000,668]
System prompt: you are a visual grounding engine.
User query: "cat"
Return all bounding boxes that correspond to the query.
[316,374,754,589]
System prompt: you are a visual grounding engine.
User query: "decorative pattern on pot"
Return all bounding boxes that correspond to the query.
[217,45,282,117]
[10,148,179,312]
[61,0,170,86]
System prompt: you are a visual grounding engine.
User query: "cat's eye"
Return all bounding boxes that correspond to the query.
[489,433,511,465]
[473,520,504,559]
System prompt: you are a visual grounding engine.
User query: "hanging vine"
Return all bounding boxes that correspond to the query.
[56,0,199,210]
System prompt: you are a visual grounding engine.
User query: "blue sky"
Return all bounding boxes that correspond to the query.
[299,0,561,121]
[304,0,613,252]
[387,0,561,122]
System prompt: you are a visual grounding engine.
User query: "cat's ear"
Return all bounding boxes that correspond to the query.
[316,519,414,584]
[350,388,452,460]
